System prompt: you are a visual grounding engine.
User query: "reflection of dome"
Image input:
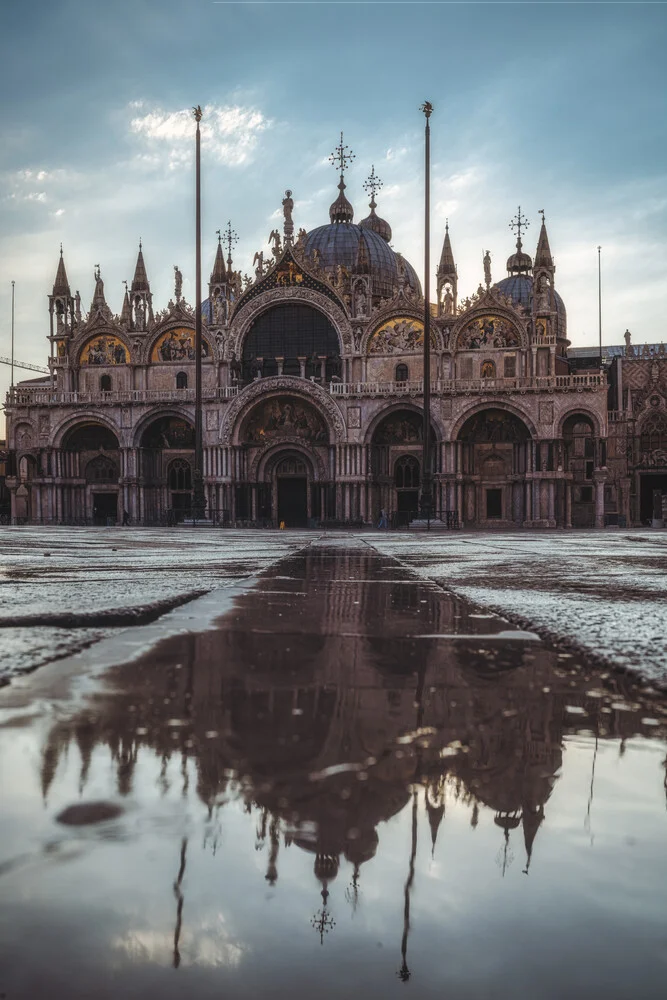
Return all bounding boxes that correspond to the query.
[304,223,421,300]
[493,274,567,339]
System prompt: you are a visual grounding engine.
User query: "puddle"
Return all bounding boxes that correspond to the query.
[0,545,666,1000]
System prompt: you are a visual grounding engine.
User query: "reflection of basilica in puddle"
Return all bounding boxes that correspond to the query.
[39,547,667,974]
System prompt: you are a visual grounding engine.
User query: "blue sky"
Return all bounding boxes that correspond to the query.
[1,0,666,415]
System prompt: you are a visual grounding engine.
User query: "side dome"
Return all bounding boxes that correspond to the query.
[359,206,392,243]
[304,223,421,300]
[493,274,567,339]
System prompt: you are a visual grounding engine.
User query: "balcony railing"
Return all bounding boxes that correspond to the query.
[6,372,606,408]
[330,373,606,396]
[7,386,240,407]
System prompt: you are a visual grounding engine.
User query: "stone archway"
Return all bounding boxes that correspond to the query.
[457,408,532,526]
[138,414,195,524]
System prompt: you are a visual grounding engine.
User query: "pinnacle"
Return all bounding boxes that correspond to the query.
[131,243,150,292]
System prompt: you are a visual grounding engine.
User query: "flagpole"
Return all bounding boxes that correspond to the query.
[597,245,602,370]
[192,105,206,521]
[420,101,433,524]
[10,280,15,392]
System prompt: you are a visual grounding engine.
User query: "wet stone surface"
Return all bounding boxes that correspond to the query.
[1,543,666,999]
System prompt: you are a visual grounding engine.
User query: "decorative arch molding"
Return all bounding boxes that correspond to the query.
[52,411,123,449]
[131,407,195,449]
[450,307,527,354]
[221,376,346,446]
[557,407,603,439]
[363,400,445,445]
[228,287,353,358]
[450,400,538,441]
[252,441,327,482]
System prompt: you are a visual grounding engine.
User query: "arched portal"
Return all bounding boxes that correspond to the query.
[370,408,437,525]
[62,422,121,524]
[236,394,333,526]
[458,408,531,525]
[241,303,341,384]
[139,415,195,522]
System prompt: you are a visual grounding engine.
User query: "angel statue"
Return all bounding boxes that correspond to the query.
[295,227,308,253]
[174,266,183,302]
[253,251,265,279]
[268,229,282,259]
[282,189,294,244]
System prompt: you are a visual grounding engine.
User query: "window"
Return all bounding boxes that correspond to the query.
[85,456,118,483]
[481,360,496,379]
[395,364,409,382]
[242,303,341,383]
[100,374,112,392]
[640,413,667,453]
[503,355,516,378]
[395,455,420,489]
[168,459,192,491]
[176,371,188,389]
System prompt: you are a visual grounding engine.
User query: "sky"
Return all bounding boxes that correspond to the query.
[1,0,666,423]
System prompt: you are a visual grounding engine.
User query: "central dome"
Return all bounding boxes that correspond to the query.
[304,223,421,300]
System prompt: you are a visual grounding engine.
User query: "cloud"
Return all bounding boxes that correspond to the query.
[129,103,271,170]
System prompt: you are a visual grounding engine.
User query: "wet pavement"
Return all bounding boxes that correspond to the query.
[1,541,667,999]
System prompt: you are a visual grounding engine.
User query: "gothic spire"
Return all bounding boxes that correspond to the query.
[534,211,554,270]
[130,240,150,292]
[210,231,226,283]
[120,281,132,327]
[437,221,456,280]
[52,245,71,296]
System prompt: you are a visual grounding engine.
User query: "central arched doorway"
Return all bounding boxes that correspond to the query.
[62,422,120,524]
[457,408,531,525]
[138,415,195,523]
[274,453,309,527]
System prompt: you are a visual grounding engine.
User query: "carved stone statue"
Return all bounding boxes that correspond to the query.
[268,229,282,259]
[74,290,81,324]
[295,227,308,253]
[483,250,492,288]
[624,328,632,351]
[355,286,367,318]
[213,293,226,325]
[134,297,145,331]
[253,251,265,279]
[174,266,183,302]
[443,285,454,316]
[535,275,549,312]
[282,189,294,245]
[229,351,242,382]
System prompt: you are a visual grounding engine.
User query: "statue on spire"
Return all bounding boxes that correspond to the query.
[483,250,492,289]
[282,190,294,246]
[174,266,183,302]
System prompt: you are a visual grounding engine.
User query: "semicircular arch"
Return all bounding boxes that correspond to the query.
[132,408,194,449]
[221,376,346,446]
[229,286,352,359]
[557,407,603,438]
[53,411,122,449]
[451,401,537,441]
[363,400,443,445]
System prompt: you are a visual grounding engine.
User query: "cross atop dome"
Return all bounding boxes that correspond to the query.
[329,131,355,180]
[509,206,530,247]
[363,165,383,207]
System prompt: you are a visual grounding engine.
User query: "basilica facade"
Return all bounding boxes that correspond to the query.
[5,160,664,529]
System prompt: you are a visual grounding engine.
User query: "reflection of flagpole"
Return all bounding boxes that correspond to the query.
[173,837,188,969]
[398,788,419,982]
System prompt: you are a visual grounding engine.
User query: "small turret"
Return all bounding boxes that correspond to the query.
[436,221,457,316]
[49,246,75,340]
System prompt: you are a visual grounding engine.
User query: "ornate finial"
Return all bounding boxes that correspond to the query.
[94,264,100,281]
[509,207,530,247]
[363,165,383,209]
[122,279,128,292]
[445,219,449,233]
[192,105,203,123]
[139,237,142,250]
[538,209,545,225]
[329,131,355,179]
[216,228,222,245]
[420,100,434,119]
[223,220,239,267]
[59,243,63,256]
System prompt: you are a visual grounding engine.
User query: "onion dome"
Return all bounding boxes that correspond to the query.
[506,237,533,275]
[359,164,392,242]
[304,223,420,300]
[329,175,354,224]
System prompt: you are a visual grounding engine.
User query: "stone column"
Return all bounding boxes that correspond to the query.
[276,356,284,376]
[298,356,307,379]
[619,477,631,527]
[564,481,572,528]
[593,471,606,528]
[547,481,555,524]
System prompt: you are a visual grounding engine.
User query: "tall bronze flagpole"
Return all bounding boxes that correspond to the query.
[420,102,433,523]
[597,245,602,371]
[192,106,206,520]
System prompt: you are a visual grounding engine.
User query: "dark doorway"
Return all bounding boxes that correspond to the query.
[277,477,308,527]
[640,474,667,524]
[486,488,502,519]
[396,489,419,526]
[171,493,191,521]
[92,492,118,526]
